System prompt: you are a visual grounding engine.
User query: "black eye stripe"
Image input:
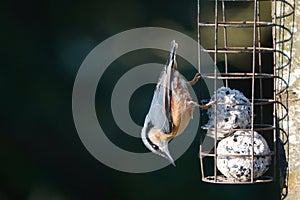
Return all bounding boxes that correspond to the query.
[146,136,159,151]
[145,121,159,151]
[152,144,159,150]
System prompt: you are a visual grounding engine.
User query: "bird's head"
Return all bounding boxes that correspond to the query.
[141,120,175,166]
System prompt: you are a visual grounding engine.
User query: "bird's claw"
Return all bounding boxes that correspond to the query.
[188,73,201,86]
[202,100,216,109]
[189,100,216,109]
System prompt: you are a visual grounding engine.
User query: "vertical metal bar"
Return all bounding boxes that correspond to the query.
[288,0,296,85]
[200,134,205,181]
[278,12,282,98]
[197,0,205,181]
[222,0,228,87]
[197,0,201,74]
[272,0,278,183]
[257,1,264,125]
[279,1,285,92]
[278,3,284,179]
[214,0,219,183]
[251,0,258,183]
[276,1,282,103]
[278,0,285,185]
[284,1,295,192]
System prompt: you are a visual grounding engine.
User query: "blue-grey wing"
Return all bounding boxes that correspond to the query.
[147,71,172,133]
[145,40,178,134]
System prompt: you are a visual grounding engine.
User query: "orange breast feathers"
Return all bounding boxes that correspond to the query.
[170,72,195,137]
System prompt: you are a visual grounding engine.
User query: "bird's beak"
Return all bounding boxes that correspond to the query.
[162,148,176,167]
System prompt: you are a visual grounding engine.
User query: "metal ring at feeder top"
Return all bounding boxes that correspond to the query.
[198,21,274,28]
[201,98,277,106]
[202,47,275,53]
[201,124,276,131]
[202,175,274,184]
[201,153,275,159]
[201,73,274,79]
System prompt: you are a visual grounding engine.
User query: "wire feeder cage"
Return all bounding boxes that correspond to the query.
[197,0,295,197]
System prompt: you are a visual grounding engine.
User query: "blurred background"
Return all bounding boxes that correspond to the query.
[2,0,299,199]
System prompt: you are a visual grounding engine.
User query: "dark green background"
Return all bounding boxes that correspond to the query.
[2,0,280,199]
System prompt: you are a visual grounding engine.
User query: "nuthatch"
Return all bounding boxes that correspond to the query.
[141,40,213,166]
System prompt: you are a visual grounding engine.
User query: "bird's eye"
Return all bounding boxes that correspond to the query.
[146,136,160,151]
[152,144,159,150]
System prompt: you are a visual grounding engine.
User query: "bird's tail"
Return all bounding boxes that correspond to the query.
[167,40,178,70]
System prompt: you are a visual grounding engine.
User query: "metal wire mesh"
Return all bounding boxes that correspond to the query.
[197,1,294,196]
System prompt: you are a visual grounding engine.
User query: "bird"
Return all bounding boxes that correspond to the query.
[141,40,213,166]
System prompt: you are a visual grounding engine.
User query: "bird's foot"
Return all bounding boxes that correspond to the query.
[189,100,216,109]
[188,73,201,86]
